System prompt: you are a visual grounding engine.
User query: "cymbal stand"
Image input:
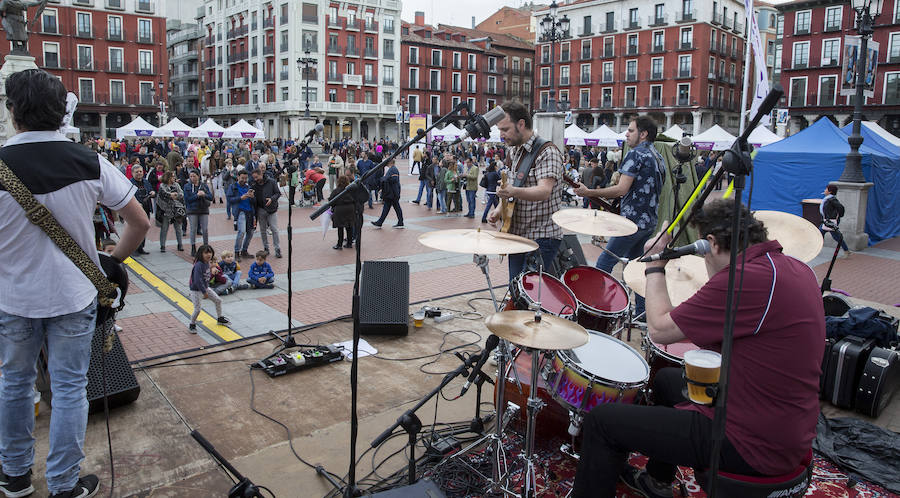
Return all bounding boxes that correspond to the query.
[474,253,501,312]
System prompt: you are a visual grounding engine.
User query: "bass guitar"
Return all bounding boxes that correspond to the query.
[562,169,620,214]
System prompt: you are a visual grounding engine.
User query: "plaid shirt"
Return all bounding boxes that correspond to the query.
[508,134,564,241]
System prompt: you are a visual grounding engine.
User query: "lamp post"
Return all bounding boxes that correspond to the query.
[157,81,167,125]
[297,50,317,118]
[396,98,406,140]
[539,1,570,112]
[841,0,883,182]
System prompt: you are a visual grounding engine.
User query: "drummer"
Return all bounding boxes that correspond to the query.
[572,199,825,498]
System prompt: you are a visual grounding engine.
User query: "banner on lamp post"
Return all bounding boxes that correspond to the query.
[746,0,771,127]
[841,36,880,98]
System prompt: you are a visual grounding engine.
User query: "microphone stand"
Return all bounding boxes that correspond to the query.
[310,103,470,497]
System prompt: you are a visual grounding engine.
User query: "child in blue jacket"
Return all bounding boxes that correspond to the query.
[247,250,275,289]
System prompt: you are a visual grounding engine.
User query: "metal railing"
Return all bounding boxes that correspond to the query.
[677,10,696,22]
[649,14,668,26]
[105,28,125,41]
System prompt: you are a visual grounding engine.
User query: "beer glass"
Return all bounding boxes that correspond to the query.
[683,349,721,405]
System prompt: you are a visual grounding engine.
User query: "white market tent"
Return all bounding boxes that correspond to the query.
[152,117,194,138]
[564,124,596,146]
[862,121,900,148]
[663,124,685,140]
[587,124,624,147]
[115,116,157,139]
[748,125,783,148]
[693,124,737,151]
[190,118,227,139]
[433,123,462,141]
[223,119,265,139]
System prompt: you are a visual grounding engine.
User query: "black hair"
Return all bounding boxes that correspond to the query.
[5,69,67,131]
[501,100,532,130]
[826,184,838,195]
[194,244,215,264]
[632,115,658,143]
[691,199,768,252]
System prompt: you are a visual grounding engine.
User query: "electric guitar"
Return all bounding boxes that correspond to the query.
[498,170,515,233]
[562,169,620,214]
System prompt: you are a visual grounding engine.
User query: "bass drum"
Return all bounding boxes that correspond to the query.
[495,348,571,443]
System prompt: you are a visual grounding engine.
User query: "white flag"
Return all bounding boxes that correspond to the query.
[745,0,771,126]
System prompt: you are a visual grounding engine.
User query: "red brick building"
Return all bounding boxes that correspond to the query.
[534,0,747,134]
[777,0,900,135]
[476,5,542,42]
[21,0,168,138]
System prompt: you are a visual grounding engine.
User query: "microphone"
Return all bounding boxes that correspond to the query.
[672,136,695,163]
[638,239,711,263]
[452,106,506,145]
[303,123,325,139]
[459,334,500,396]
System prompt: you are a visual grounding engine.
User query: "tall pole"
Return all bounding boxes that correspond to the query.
[841,10,871,183]
[549,35,557,112]
[738,3,753,135]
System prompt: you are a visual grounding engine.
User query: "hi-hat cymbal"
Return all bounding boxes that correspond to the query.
[753,210,823,263]
[552,208,637,237]
[486,311,590,350]
[623,255,710,306]
[418,229,539,255]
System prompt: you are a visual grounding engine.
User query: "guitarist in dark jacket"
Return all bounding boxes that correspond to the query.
[487,101,565,280]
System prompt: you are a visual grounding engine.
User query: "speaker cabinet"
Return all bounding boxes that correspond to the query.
[360,261,410,336]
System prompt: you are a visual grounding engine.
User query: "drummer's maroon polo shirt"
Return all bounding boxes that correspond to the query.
[669,240,825,476]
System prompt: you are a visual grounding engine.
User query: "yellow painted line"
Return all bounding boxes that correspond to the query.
[124,257,242,342]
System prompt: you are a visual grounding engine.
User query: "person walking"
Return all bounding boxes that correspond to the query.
[820,184,851,256]
[251,168,282,258]
[481,160,501,223]
[371,158,404,228]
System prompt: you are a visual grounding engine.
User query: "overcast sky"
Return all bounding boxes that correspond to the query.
[400,0,534,28]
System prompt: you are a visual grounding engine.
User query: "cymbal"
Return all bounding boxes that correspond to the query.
[417,229,539,255]
[486,311,590,350]
[623,255,710,306]
[753,210,823,263]
[552,208,637,237]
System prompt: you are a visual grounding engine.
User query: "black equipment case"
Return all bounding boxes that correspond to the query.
[822,335,876,409]
[855,347,900,418]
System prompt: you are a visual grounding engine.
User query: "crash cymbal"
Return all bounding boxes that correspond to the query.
[485,311,590,350]
[623,255,710,306]
[552,208,637,237]
[753,210,823,263]
[417,229,539,255]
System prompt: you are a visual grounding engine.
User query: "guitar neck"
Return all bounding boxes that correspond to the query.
[562,175,619,212]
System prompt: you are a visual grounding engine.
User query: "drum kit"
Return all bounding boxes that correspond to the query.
[416,207,824,497]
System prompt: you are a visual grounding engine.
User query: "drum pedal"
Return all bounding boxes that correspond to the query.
[560,443,580,460]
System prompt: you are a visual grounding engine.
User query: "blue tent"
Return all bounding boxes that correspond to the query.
[746,118,900,245]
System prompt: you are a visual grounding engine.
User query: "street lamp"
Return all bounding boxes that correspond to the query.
[539,1,570,112]
[296,50,317,118]
[397,98,406,139]
[156,81,168,125]
[841,0,883,182]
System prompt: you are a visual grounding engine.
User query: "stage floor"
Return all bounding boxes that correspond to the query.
[16,291,900,497]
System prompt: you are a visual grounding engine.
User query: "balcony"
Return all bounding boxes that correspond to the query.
[251,47,258,57]
[581,47,592,60]
[624,98,636,108]
[677,10,695,23]
[384,23,394,34]
[107,60,127,73]
[384,77,395,85]
[602,47,615,58]
[227,25,248,39]
[599,98,615,109]
[204,59,215,69]
[364,75,376,85]
[822,56,840,67]
[403,78,419,90]
[795,26,810,35]
[135,0,153,13]
[578,26,593,37]
[709,42,718,54]
[408,56,419,65]
[428,82,441,91]
[888,54,900,64]
[430,57,444,67]
[74,25,92,39]
[327,44,342,56]
[280,43,288,52]
[227,51,248,63]
[649,70,664,81]
[559,76,570,86]
[602,21,617,33]
[264,17,275,29]
[626,44,639,56]
[263,72,275,82]
[73,58,95,71]
[677,42,693,51]
[302,14,318,24]
[301,68,317,80]
[327,72,343,83]
[40,55,61,69]
[541,54,551,64]
[625,72,638,82]
[327,16,343,29]
[580,75,591,84]
[824,22,841,32]
[136,32,154,44]
[138,64,157,75]
[364,48,377,58]
[792,61,808,69]
[676,69,692,78]
[384,50,395,59]
[363,20,378,32]
[105,29,125,42]
[345,45,359,57]
[280,70,289,81]
[649,14,668,26]
[251,74,257,83]
[602,72,614,83]
[263,45,274,56]
[625,20,641,30]
[674,96,693,107]
[723,17,732,30]
[206,35,214,45]
[734,21,743,34]
[712,12,722,25]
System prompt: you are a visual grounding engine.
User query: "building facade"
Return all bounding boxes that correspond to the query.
[757,1,779,88]
[21,0,169,138]
[476,5,541,42]
[166,19,203,126]
[199,0,401,141]
[534,0,747,134]
[777,0,900,136]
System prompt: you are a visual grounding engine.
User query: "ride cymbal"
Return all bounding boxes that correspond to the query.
[753,210,823,263]
[623,255,710,306]
[552,208,637,237]
[485,311,590,350]
[417,229,539,255]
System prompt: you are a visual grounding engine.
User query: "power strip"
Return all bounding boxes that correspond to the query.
[433,312,454,323]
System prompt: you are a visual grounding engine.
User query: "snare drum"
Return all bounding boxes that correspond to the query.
[562,266,630,335]
[544,333,649,415]
[510,271,578,320]
[643,334,701,402]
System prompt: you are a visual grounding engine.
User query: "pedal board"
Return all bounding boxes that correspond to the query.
[256,345,344,378]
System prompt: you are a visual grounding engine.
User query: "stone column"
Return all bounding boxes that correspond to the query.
[665,111,674,131]
[691,111,703,134]
[615,113,622,132]
[533,112,566,153]
[354,116,362,140]
[829,181,874,251]
[99,113,108,139]
[593,113,603,127]
[374,118,381,139]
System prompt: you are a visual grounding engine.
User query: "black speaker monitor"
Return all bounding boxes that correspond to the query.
[360,261,410,336]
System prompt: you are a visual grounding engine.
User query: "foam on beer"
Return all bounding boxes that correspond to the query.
[684,350,721,367]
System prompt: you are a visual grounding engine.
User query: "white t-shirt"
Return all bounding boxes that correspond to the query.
[0,131,136,318]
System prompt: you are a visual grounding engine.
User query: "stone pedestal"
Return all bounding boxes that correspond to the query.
[829,181,873,251]
[296,116,322,156]
[0,54,39,145]
[532,112,566,154]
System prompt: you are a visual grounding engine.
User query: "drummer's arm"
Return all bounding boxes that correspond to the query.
[645,269,687,345]
[573,174,633,199]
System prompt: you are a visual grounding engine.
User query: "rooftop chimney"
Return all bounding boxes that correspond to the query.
[472,16,476,29]
[415,11,425,26]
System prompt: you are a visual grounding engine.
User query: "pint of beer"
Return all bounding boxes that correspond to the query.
[683,349,721,405]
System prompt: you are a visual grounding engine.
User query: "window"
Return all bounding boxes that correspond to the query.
[582,15,592,35]
[560,65,569,85]
[384,15,394,33]
[346,90,355,104]
[431,49,442,66]
[430,95,440,114]
[453,52,461,69]
[890,33,900,62]
[541,45,551,63]
[467,73,476,92]
[559,42,570,61]
[540,67,550,86]
[76,12,91,36]
[679,55,691,77]
[792,41,809,68]
[652,31,664,51]
[328,89,336,102]
[138,18,152,43]
[302,87,317,102]
[406,95,418,113]
[825,6,841,30]
[138,50,153,73]
[629,8,639,27]
[602,87,612,107]
[79,79,94,103]
[452,72,461,92]
[625,86,636,106]
[682,0,693,17]
[885,72,900,104]
[627,34,638,55]
[42,9,57,34]
[109,47,123,72]
[468,53,477,70]
[77,45,93,69]
[602,61,614,82]
[775,45,782,71]
[795,10,811,33]
[678,83,690,105]
[430,69,440,90]
[139,81,153,105]
[650,85,662,106]
[789,77,807,106]
[654,4,664,22]
[488,56,498,71]
[776,14,784,35]
[110,80,124,104]
[42,42,59,68]
[580,63,590,84]
[301,3,317,23]
[626,60,637,80]
[603,37,614,57]
[819,75,837,105]
[581,40,591,59]
[409,46,418,64]
[680,27,692,48]
[384,65,394,85]
[822,39,840,66]
[605,11,614,31]
[651,57,663,78]
[579,88,590,108]
[466,97,475,113]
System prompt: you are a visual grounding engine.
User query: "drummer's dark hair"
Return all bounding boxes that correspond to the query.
[691,199,767,252]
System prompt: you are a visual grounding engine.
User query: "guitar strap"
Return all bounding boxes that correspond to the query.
[512,136,554,188]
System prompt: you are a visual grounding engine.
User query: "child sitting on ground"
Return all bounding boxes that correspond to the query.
[189,244,231,332]
[247,250,275,289]
[209,255,232,295]
[219,250,249,291]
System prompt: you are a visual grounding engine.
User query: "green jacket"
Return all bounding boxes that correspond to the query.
[465,164,479,191]
[444,169,459,192]
[435,167,448,192]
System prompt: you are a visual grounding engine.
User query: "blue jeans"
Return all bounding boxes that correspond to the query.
[229,270,242,287]
[465,189,477,216]
[437,191,447,212]
[821,228,849,251]
[0,300,97,494]
[596,227,655,318]
[508,238,562,282]
[482,193,499,222]
[414,179,427,202]
[234,210,255,253]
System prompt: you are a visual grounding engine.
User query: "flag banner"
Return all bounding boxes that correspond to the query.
[746,0,771,126]
[841,36,879,98]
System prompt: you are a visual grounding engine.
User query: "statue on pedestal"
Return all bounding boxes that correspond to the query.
[0,0,48,55]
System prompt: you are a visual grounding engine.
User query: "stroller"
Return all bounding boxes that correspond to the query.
[297,177,317,207]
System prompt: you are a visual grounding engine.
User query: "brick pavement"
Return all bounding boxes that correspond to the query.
[116,312,208,361]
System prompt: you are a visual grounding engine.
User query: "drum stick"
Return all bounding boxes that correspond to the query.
[667,164,715,235]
